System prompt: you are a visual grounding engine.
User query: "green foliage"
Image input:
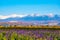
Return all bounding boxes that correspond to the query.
[18,34,35,40]
[0,32,7,40]
[0,29,60,40]
[10,32,18,40]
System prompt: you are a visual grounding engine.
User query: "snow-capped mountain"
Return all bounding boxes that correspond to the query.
[0,14,60,22]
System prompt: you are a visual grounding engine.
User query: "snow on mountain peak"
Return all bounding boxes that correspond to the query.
[0,13,59,20]
[0,14,28,19]
[9,14,28,18]
[29,14,40,16]
[0,15,10,19]
[46,13,54,17]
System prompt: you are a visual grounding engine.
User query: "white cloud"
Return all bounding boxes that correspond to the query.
[10,14,28,18]
[0,14,29,19]
[0,15,10,19]
[48,13,54,17]
[46,13,54,17]
[29,13,40,16]
[0,13,55,19]
[9,14,18,17]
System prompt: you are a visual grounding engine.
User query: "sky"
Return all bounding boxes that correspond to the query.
[0,0,60,15]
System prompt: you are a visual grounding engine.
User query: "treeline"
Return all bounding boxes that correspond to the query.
[0,25,60,28]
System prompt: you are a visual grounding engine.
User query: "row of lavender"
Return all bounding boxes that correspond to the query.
[0,29,60,40]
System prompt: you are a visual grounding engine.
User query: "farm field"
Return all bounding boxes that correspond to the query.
[0,28,60,40]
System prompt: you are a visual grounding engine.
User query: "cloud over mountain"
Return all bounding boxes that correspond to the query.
[0,14,60,22]
[0,13,55,19]
[0,14,41,19]
[0,14,28,19]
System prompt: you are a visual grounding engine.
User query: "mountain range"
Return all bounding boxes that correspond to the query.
[0,14,60,22]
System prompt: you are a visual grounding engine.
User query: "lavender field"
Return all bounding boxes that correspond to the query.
[0,28,60,40]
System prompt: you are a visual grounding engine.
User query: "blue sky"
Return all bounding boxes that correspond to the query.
[0,0,60,15]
